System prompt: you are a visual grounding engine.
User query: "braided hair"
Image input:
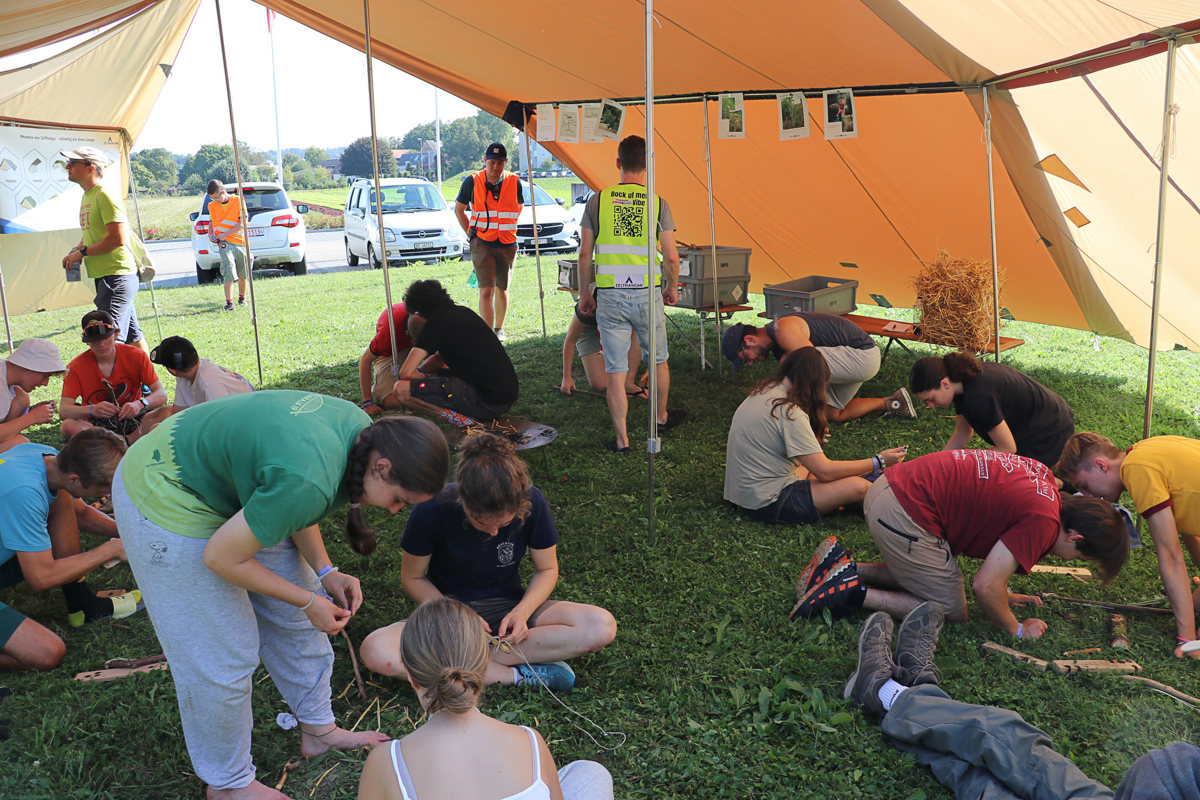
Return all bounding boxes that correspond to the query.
[344,416,449,554]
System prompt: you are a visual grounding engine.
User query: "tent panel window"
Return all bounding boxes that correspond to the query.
[1064,207,1090,227]
[1035,154,1089,192]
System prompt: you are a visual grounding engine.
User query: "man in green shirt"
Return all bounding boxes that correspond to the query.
[59,146,149,355]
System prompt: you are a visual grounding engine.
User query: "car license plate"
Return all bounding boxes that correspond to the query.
[248,227,265,236]
[537,237,553,245]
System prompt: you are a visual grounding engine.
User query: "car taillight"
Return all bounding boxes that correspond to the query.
[195,219,210,234]
[271,214,299,228]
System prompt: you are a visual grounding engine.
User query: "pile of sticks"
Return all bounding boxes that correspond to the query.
[913,250,1003,351]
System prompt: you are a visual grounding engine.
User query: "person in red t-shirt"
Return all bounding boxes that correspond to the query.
[59,310,167,441]
[792,450,1129,640]
[358,303,414,416]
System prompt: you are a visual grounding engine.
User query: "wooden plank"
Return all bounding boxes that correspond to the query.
[843,313,1025,353]
[1051,659,1141,674]
[1031,565,1093,577]
[981,641,1048,669]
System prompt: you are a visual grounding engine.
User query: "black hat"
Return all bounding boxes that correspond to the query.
[484,142,507,161]
[149,336,198,371]
[81,310,117,343]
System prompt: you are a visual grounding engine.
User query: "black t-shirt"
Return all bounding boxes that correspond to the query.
[415,304,519,406]
[953,362,1075,466]
[574,300,598,329]
[400,484,559,601]
[766,312,875,357]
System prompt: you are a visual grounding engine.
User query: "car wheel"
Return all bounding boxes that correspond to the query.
[368,243,382,270]
[195,262,219,285]
[345,237,359,267]
[290,257,308,277]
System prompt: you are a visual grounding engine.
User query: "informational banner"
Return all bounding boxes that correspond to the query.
[0,125,125,234]
[557,105,580,143]
[535,103,556,141]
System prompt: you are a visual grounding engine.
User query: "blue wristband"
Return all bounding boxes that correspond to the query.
[1016,623,1024,639]
[316,565,338,580]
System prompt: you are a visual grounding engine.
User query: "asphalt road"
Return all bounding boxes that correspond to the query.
[145,228,356,287]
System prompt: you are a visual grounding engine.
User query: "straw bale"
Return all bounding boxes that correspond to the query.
[913,251,1004,351]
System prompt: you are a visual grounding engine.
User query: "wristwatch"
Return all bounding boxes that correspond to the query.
[139,397,149,409]
[79,245,88,256]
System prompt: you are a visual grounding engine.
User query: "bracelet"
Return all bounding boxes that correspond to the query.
[875,454,886,471]
[1016,623,1024,639]
[317,565,339,580]
[360,399,374,408]
[1178,636,1192,644]
[298,592,315,611]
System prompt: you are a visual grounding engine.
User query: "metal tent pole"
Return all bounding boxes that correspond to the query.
[1144,36,1180,439]
[522,123,548,338]
[702,94,721,372]
[0,259,12,352]
[982,85,1000,362]
[215,0,263,386]
[123,132,163,342]
[363,0,401,375]
[645,0,658,545]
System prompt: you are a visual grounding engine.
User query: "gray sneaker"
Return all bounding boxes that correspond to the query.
[843,612,896,716]
[893,601,944,687]
[885,387,917,418]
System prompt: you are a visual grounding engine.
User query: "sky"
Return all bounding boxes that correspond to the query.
[130,0,481,156]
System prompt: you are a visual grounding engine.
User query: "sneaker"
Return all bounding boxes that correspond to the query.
[795,536,848,599]
[223,301,235,311]
[238,297,247,306]
[885,387,917,418]
[893,601,944,687]
[516,661,575,692]
[658,409,687,431]
[603,440,630,454]
[67,590,144,628]
[790,559,861,620]
[843,612,897,717]
[494,328,507,342]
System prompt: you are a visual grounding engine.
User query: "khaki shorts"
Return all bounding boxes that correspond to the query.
[864,476,966,617]
[471,240,517,289]
[217,242,250,282]
[370,354,406,405]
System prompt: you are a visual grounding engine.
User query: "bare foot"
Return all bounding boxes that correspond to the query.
[206,779,290,799]
[300,724,390,757]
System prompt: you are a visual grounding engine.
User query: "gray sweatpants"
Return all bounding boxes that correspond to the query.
[881,685,1113,800]
[559,759,615,800]
[112,464,334,791]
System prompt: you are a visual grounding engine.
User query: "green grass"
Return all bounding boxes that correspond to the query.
[3,262,1199,798]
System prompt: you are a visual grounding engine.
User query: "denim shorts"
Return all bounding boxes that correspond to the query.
[595,288,668,373]
[94,273,143,344]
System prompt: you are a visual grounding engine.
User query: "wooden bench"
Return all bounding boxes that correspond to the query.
[758,311,1024,359]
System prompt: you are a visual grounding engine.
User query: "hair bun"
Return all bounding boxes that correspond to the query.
[434,666,484,713]
[458,431,514,459]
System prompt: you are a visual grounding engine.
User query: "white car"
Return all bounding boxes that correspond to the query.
[190,182,309,284]
[516,180,579,253]
[344,177,467,267]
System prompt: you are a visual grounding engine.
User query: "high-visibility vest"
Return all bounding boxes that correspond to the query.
[209,195,245,246]
[469,171,520,244]
[594,184,661,289]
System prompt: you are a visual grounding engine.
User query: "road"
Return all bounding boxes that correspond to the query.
[145,229,356,287]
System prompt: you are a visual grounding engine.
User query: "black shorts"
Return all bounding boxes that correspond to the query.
[747,480,820,525]
[461,595,557,632]
[410,376,513,421]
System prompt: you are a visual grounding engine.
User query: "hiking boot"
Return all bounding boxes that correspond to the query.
[516,661,575,692]
[789,558,861,620]
[795,536,848,599]
[894,601,944,687]
[843,612,897,716]
[223,301,235,311]
[885,387,917,418]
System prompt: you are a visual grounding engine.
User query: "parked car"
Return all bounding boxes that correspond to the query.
[515,180,579,253]
[190,182,309,284]
[344,177,467,268]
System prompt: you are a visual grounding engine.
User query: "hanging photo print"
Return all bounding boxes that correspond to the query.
[597,99,625,142]
[557,105,580,143]
[777,92,810,140]
[823,88,857,140]
[580,103,605,143]
[535,104,556,141]
[718,93,745,139]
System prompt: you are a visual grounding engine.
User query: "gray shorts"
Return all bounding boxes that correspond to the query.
[575,325,602,358]
[817,345,881,410]
[217,242,249,282]
[462,596,558,632]
[864,476,966,617]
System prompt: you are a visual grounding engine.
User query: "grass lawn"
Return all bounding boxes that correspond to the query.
[2,259,1199,798]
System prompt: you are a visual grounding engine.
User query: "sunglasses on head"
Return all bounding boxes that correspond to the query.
[66,159,92,167]
[84,320,116,334]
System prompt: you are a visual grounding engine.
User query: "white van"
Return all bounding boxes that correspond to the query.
[515,180,580,253]
[344,178,467,267]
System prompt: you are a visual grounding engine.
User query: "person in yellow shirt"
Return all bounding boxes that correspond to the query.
[206,180,249,311]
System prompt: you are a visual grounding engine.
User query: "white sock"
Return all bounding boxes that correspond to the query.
[511,666,523,685]
[877,679,907,711]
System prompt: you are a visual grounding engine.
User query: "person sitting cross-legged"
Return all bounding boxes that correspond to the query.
[361,433,616,691]
[844,604,1200,800]
[0,338,66,453]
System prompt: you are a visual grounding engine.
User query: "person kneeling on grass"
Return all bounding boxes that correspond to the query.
[792,449,1129,637]
[559,298,645,399]
[358,597,615,800]
[844,604,1200,800]
[724,348,908,524]
[136,336,254,436]
[362,433,617,692]
[0,429,141,671]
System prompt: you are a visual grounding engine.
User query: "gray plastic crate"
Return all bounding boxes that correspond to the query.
[678,246,752,281]
[764,275,858,317]
[677,274,751,309]
[557,258,579,291]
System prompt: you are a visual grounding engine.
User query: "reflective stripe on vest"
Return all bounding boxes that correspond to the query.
[594,184,661,288]
[469,171,520,244]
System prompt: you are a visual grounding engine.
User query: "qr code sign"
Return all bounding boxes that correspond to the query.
[612,203,644,238]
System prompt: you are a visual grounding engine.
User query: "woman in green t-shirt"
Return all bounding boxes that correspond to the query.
[111,390,449,799]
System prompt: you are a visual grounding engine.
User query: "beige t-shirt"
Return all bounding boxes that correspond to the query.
[724,382,823,510]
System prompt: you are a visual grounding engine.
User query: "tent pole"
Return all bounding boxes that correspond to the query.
[214,0,264,387]
[0,261,12,353]
[645,0,658,545]
[1143,36,1179,439]
[123,132,163,343]
[522,124,548,339]
[702,94,721,373]
[982,85,1000,362]
[362,0,401,378]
